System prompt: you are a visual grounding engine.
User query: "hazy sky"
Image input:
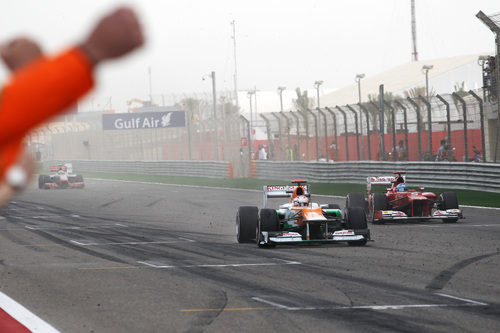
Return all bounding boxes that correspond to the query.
[1,0,499,112]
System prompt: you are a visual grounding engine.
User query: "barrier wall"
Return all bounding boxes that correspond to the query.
[43,160,500,193]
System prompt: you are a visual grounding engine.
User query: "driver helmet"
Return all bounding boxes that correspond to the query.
[396,183,408,192]
[293,195,309,207]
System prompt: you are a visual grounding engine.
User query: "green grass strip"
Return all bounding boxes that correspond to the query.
[82,172,500,208]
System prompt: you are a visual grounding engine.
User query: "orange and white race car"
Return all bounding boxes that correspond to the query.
[236,180,370,247]
[38,163,85,189]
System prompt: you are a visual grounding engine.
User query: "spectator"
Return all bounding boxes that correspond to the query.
[436,139,446,161]
[394,140,407,161]
[258,145,267,160]
[0,6,144,205]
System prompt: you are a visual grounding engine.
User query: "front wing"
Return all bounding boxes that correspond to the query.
[41,181,84,189]
[258,229,369,246]
[373,208,462,222]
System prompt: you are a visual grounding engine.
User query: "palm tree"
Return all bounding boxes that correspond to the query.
[292,88,315,112]
[404,86,433,132]
[367,91,401,133]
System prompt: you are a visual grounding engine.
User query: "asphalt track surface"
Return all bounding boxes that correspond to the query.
[0,178,499,332]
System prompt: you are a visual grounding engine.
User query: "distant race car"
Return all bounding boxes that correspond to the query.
[236,180,370,247]
[38,163,85,189]
[345,171,462,224]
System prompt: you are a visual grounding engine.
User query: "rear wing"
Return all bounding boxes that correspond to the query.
[366,175,405,192]
[50,165,67,172]
[263,184,310,207]
[49,163,73,174]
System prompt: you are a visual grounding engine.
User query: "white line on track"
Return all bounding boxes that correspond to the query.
[137,259,301,269]
[177,237,196,242]
[418,224,500,228]
[435,293,488,306]
[70,240,183,246]
[251,293,488,311]
[25,223,126,230]
[0,290,60,333]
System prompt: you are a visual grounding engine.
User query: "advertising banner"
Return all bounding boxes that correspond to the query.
[102,111,185,130]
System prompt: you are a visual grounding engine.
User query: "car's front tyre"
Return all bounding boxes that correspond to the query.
[236,206,258,243]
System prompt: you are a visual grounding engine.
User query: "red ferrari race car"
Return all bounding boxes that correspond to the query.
[236,180,370,247]
[346,171,462,224]
[38,163,85,189]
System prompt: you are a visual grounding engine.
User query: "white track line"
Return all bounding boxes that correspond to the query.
[25,224,126,230]
[435,293,488,306]
[70,240,181,246]
[137,260,301,269]
[0,290,60,333]
[252,293,488,311]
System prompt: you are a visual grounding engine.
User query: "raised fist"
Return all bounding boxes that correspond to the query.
[81,6,144,65]
[0,38,43,71]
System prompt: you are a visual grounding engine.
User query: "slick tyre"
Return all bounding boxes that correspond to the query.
[257,208,279,247]
[236,206,258,243]
[38,175,48,189]
[346,192,365,210]
[440,192,458,223]
[345,207,368,246]
[369,193,389,224]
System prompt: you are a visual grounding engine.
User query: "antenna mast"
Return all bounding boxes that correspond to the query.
[411,0,418,61]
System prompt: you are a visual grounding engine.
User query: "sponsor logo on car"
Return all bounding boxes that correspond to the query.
[333,230,355,236]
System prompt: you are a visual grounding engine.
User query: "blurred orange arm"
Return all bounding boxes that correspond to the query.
[0,47,94,149]
[0,47,94,175]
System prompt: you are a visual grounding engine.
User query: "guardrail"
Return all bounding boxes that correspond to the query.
[43,160,233,179]
[254,161,500,193]
[42,160,500,193]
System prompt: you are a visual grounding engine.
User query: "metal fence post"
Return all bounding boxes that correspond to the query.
[346,104,361,160]
[384,100,397,161]
[394,100,409,161]
[240,115,252,165]
[452,92,469,162]
[289,111,301,161]
[436,94,452,149]
[306,109,320,161]
[468,90,487,163]
[335,105,349,161]
[379,85,385,160]
[260,114,275,160]
[407,97,422,161]
[358,103,372,160]
[317,108,329,161]
[418,95,433,157]
[271,112,284,160]
[280,111,292,160]
[325,107,339,161]
[298,111,310,161]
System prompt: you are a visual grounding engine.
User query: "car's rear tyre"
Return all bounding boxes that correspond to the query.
[75,175,85,189]
[346,192,365,210]
[236,206,258,243]
[345,207,368,246]
[369,193,389,224]
[257,208,279,247]
[440,192,458,223]
[38,175,48,189]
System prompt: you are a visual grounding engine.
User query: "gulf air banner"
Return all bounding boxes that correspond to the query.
[102,111,185,130]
